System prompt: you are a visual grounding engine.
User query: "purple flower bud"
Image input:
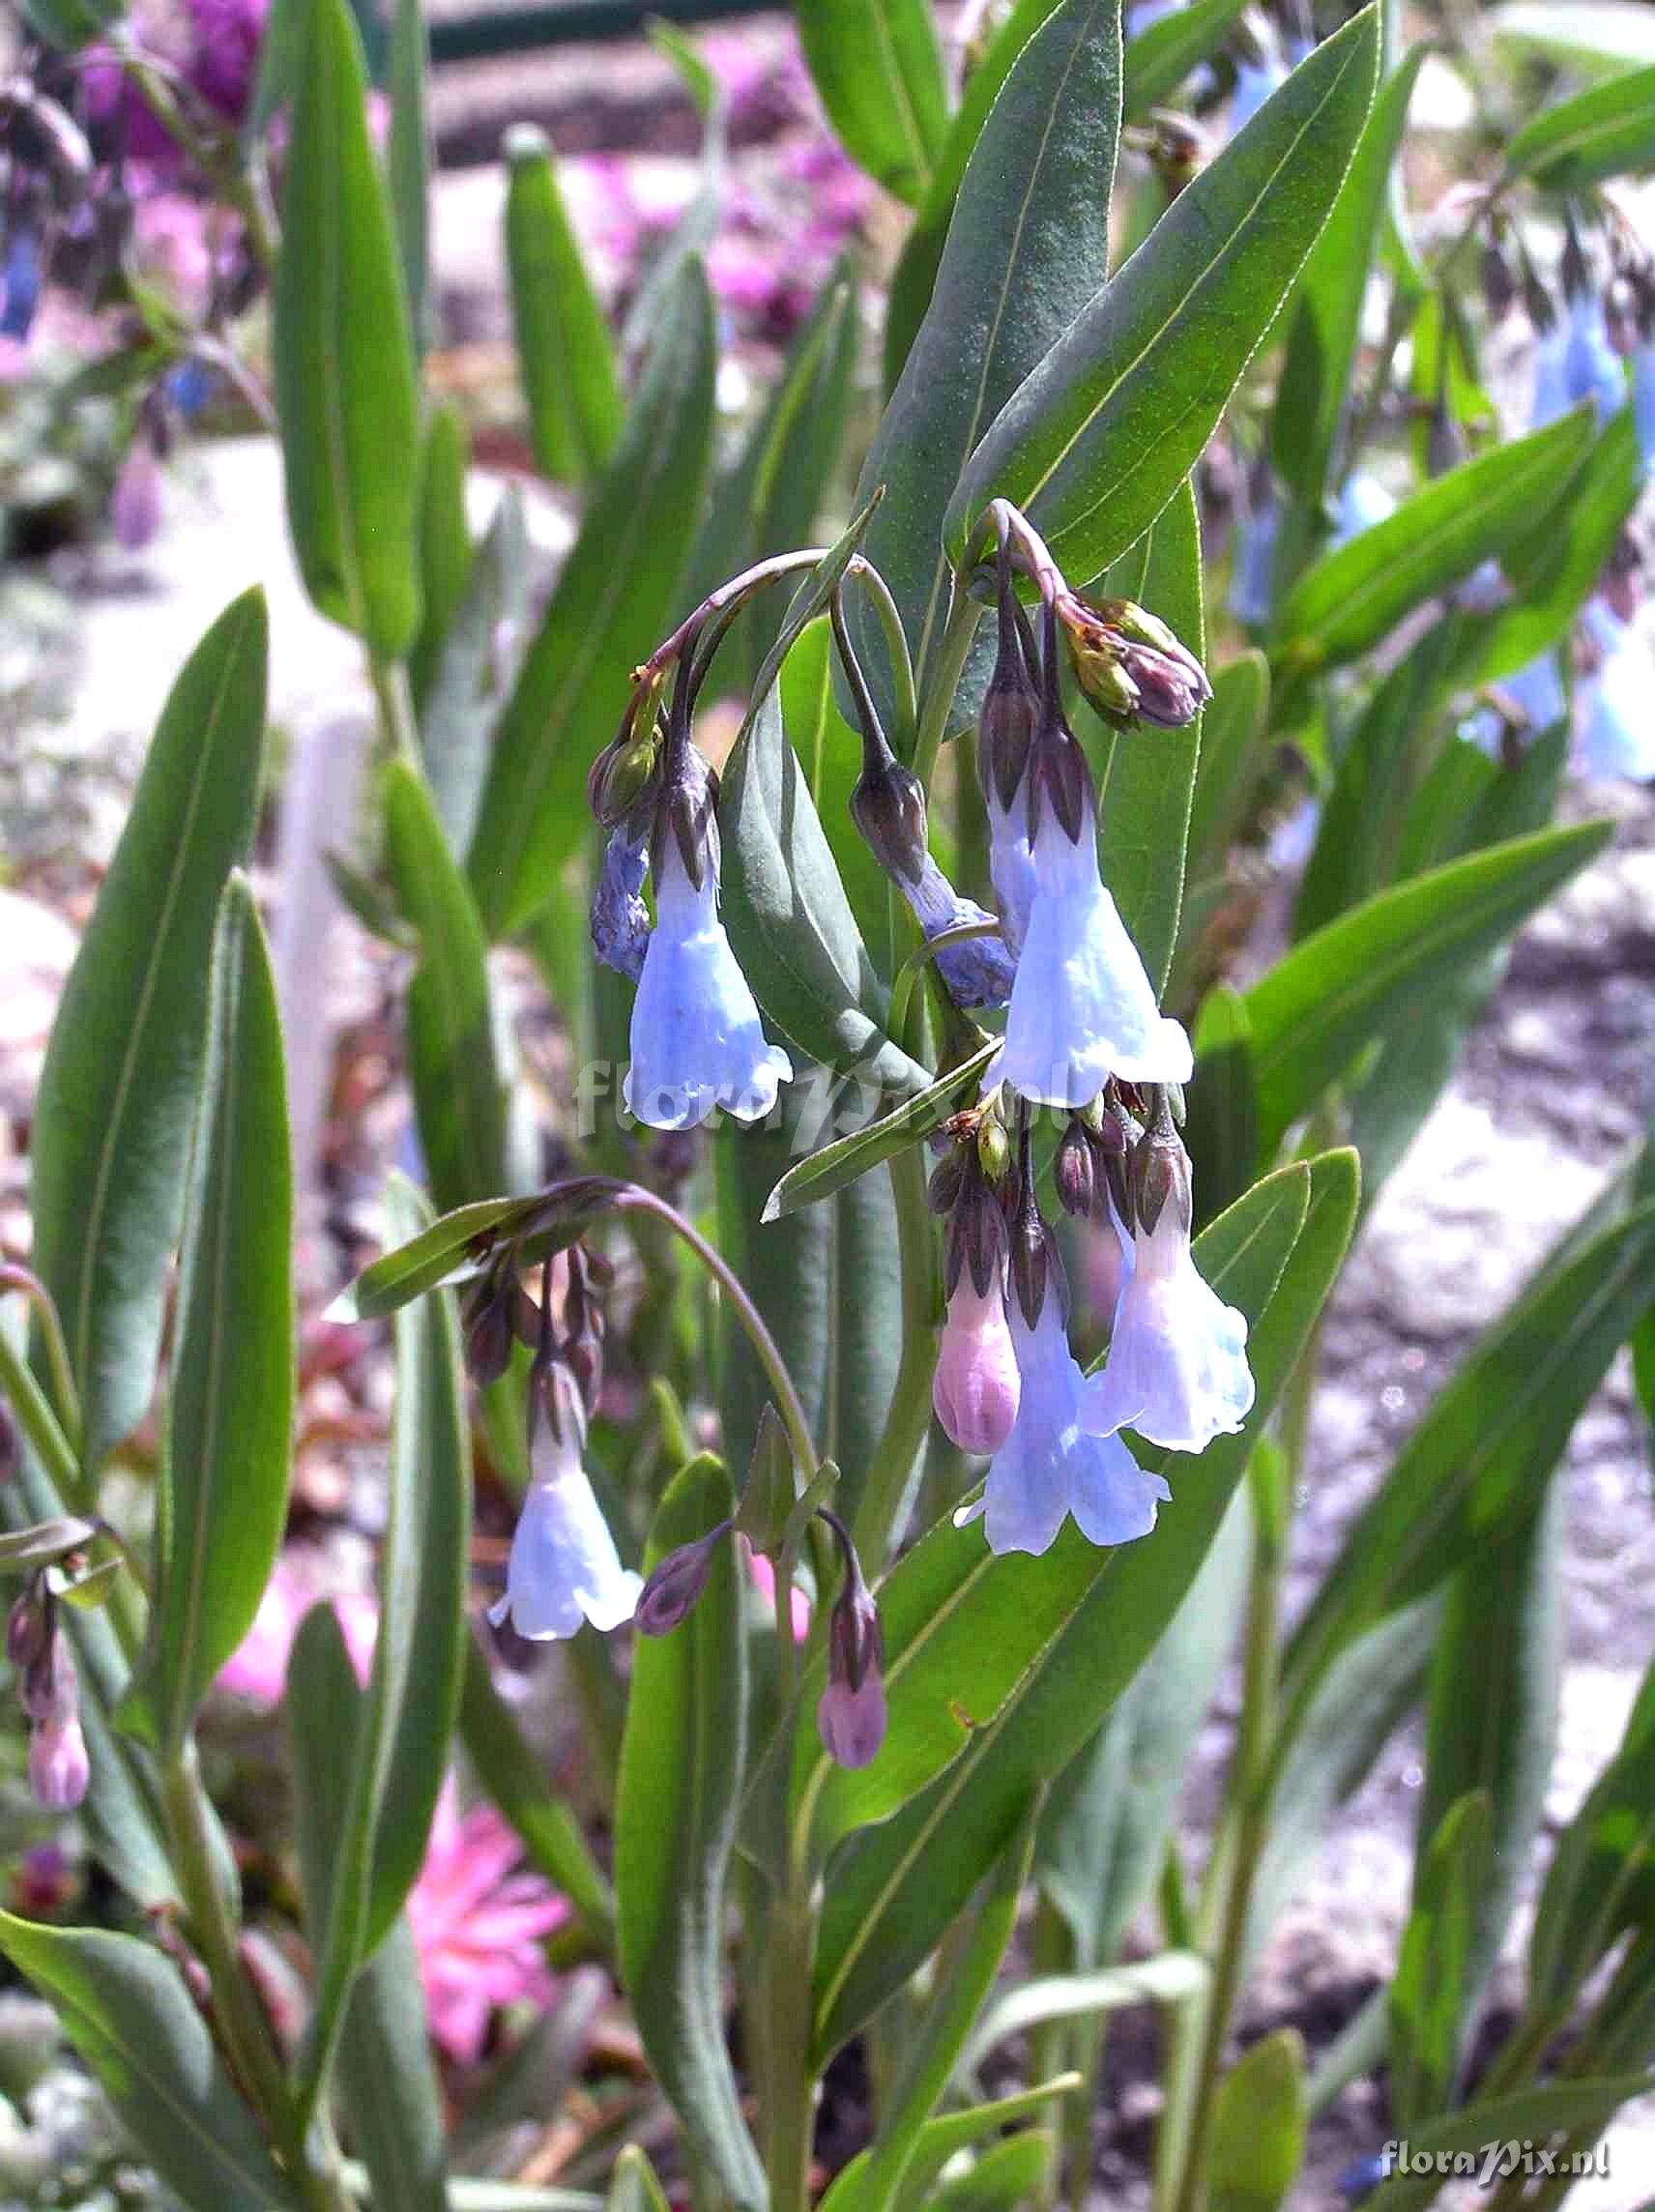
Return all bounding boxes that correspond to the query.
[20,1623,74,1727]
[6,1588,49,1674]
[590,824,652,983]
[111,445,162,552]
[1057,593,1211,730]
[1126,1113,1193,1239]
[818,1672,887,1770]
[462,1279,518,1387]
[28,1715,89,1812]
[634,1520,733,1636]
[849,748,929,889]
[979,606,1042,812]
[926,1150,966,1216]
[1054,1121,1097,1219]
[933,1272,1021,1456]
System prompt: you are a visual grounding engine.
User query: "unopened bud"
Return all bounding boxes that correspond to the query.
[0,1400,15,1483]
[1127,1116,1193,1239]
[28,1716,88,1812]
[634,1520,733,1636]
[462,1280,517,1387]
[20,1621,73,1728]
[849,748,929,889]
[927,1151,966,1215]
[944,1175,1008,1301]
[979,608,1041,811]
[1481,236,1516,322]
[817,1518,886,1770]
[1054,1121,1097,1219]
[1146,109,1204,196]
[1057,594,1210,730]
[6,1588,49,1675]
[975,1114,1012,1188]
[1426,404,1463,480]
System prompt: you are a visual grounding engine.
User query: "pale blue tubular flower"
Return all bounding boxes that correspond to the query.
[624,830,793,1132]
[1228,485,1280,627]
[959,1296,1169,1557]
[1579,603,1655,781]
[490,1364,642,1641]
[905,856,1016,1007]
[1562,290,1626,426]
[998,800,1192,1108]
[590,823,651,981]
[1085,1120,1254,1454]
[1232,49,1287,134]
[1634,344,1655,477]
[1331,469,1395,550]
[986,787,1037,959]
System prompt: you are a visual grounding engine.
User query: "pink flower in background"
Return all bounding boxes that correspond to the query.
[745,1543,809,1641]
[406,1783,568,2065]
[85,0,268,167]
[218,1552,377,1708]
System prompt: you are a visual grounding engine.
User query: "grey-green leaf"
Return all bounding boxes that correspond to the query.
[1389,1791,1494,2132]
[504,124,624,486]
[1273,406,1597,677]
[384,760,508,1212]
[1506,62,1655,190]
[763,1042,1000,1220]
[945,9,1379,586]
[387,0,431,350]
[1242,820,1612,1160]
[121,876,294,1755]
[1208,2029,1306,2212]
[0,1910,298,2208]
[466,256,715,938]
[31,588,268,1471]
[845,0,1122,738]
[796,0,949,206]
[615,1457,764,2208]
[1123,0,1248,120]
[273,0,421,656]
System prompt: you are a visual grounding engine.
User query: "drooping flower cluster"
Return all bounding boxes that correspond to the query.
[589,685,792,1132]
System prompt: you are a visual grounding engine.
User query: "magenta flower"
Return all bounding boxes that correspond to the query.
[218,1552,377,1709]
[406,1782,568,2066]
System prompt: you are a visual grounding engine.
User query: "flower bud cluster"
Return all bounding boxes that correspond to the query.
[8,1580,88,1814]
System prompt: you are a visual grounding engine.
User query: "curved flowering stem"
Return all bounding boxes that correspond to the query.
[885,917,1002,1049]
[0,1266,80,1462]
[608,1188,820,1482]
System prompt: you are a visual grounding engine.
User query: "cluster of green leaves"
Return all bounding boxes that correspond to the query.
[7,0,1655,2209]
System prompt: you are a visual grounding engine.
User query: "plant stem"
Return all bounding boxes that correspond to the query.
[851,1139,939,1571]
[369,656,421,771]
[1029,1893,1075,2212]
[160,1750,345,2212]
[913,590,983,796]
[614,1189,818,1477]
[0,1267,80,1461]
[0,1329,85,1512]
[763,1888,821,2212]
[1165,1490,1285,2212]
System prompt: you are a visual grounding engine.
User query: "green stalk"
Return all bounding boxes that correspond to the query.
[850,1139,939,1571]
[912,590,982,796]
[368,656,422,771]
[763,1887,821,2212]
[160,1750,346,2212]
[1029,1893,1076,2212]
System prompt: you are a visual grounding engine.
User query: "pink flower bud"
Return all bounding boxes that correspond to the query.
[111,446,162,551]
[634,1521,732,1636]
[28,1715,89,1811]
[932,1273,1022,1456]
[817,1674,886,1770]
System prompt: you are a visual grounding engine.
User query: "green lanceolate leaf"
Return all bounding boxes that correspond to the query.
[120,878,294,1755]
[1123,0,1248,119]
[1529,1648,1655,2006]
[1285,1178,1655,1725]
[927,2133,1055,2207]
[1389,1791,1494,2132]
[854,1801,1041,2211]
[1364,2078,1654,2212]
[1269,46,1427,582]
[0,1911,298,2207]
[336,1195,542,1322]
[1208,2029,1307,2212]
[1457,408,1642,687]
[822,2082,1083,2212]
[606,2149,671,2212]
[1184,986,1259,1231]
[883,0,1069,391]
[796,0,948,205]
[287,1609,450,2212]
[504,124,624,486]
[387,0,431,349]
[384,761,508,1212]
[1414,1481,1563,2033]
[958,1952,1209,2079]
[459,1635,618,1951]
[846,0,1122,739]
[1243,819,1612,1160]
[1090,477,1205,991]
[808,1153,1359,2053]
[32,589,268,1472]
[779,614,897,969]
[409,406,475,712]
[1506,63,1655,191]
[467,256,715,938]
[1185,650,1269,887]
[420,486,530,858]
[273,0,421,656]
[720,685,931,1096]
[684,268,859,694]
[1038,1487,1251,1966]
[1273,406,1597,677]
[616,1457,765,2209]
[301,1174,472,2110]
[945,9,1379,586]
[763,1042,1000,1220]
